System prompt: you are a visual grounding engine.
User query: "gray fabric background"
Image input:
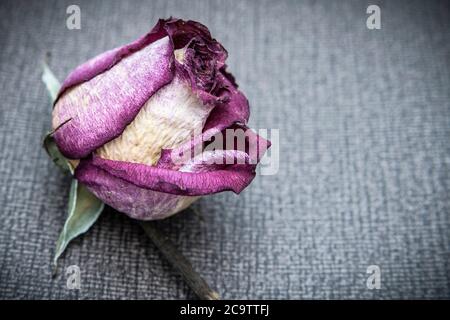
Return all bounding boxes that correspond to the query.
[0,0,449,299]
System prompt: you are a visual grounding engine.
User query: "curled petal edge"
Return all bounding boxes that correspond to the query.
[75,126,270,196]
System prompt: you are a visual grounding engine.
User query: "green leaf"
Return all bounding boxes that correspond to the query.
[54,179,104,268]
[41,62,73,173]
[41,61,61,102]
[41,59,105,271]
[43,132,74,174]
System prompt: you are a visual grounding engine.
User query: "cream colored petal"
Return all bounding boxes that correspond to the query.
[96,76,213,166]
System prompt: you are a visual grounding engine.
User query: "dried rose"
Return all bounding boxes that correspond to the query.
[51,18,270,220]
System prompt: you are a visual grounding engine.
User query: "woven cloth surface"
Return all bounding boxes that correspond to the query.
[0,0,449,299]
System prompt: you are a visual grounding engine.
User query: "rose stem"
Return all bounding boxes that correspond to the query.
[139,221,220,300]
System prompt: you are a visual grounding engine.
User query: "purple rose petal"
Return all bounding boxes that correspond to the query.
[53,18,271,220]
[53,36,175,159]
[74,162,198,220]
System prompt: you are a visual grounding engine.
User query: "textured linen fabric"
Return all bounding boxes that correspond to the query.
[0,0,449,299]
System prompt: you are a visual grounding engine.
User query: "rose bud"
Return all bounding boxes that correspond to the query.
[52,18,270,220]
